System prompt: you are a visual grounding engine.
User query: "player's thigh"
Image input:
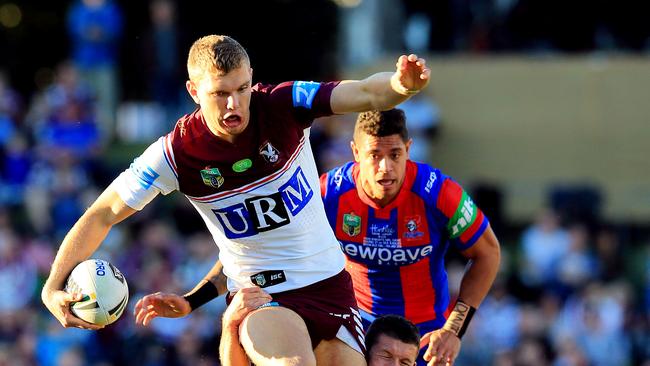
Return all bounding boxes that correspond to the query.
[314,337,366,366]
[240,306,316,366]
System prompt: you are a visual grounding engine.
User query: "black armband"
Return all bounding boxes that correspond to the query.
[442,299,476,339]
[183,280,220,311]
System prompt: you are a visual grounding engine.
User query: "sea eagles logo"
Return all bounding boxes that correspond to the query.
[259,142,279,164]
[200,167,225,188]
[252,273,266,287]
[342,213,361,237]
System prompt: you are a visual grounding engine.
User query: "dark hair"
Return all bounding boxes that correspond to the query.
[354,109,409,143]
[365,315,420,357]
[187,35,250,81]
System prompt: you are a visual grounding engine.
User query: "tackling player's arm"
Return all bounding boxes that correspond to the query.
[220,288,272,366]
[41,187,137,330]
[221,312,251,366]
[330,54,430,114]
[455,225,501,310]
[422,226,501,366]
[134,259,227,326]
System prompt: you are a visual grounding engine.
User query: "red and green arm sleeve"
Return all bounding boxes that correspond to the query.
[436,178,489,251]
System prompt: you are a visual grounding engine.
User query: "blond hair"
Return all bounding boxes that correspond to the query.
[187,35,250,81]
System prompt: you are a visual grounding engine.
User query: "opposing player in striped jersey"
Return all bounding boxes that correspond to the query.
[41,35,430,366]
[320,109,501,366]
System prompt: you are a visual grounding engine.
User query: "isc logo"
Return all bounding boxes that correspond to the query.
[213,167,313,238]
[424,171,436,194]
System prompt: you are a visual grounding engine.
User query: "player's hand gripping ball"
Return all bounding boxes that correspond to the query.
[65,259,129,326]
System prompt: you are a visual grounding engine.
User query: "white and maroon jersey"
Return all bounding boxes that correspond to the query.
[112,81,345,293]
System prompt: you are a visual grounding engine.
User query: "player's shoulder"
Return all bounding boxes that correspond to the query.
[409,161,448,199]
[321,161,356,195]
[167,108,208,145]
[251,82,295,101]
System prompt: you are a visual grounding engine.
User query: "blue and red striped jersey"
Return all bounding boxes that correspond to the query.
[320,160,489,329]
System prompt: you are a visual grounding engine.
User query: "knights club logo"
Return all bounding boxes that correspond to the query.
[259,142,280,164]
[342,213,361,237]
[200,167,225,188]
[406,218,418,232]
[403,215,424,239]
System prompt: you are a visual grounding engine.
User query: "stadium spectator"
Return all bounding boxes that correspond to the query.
[396,92,441,163]
[28,62,100,162]
[142,0,187,126]
[66,0,123,142]
[0,132,32,206]
[593,225,625,282]
[556,224,597,296]
[0,229,38,314]
[459,280,522,364]
[42,34,430,366]
[0,71,22,126]
[519,208,570,292]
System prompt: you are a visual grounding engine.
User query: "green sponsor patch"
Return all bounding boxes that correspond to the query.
[232,159,252,172]
[447,191,477,239]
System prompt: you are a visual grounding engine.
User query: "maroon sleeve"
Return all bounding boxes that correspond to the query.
[265,81,341,128]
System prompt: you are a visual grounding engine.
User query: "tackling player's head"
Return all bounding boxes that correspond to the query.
[365,315,420,366]
[352,109,412,207]
[185,35,253,144]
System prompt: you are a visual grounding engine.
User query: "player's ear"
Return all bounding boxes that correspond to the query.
[351,140,361,162]
[405,138,413,158]
[186,80,200,104]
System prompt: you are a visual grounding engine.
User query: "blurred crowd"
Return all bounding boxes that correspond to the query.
[0,0,649,365]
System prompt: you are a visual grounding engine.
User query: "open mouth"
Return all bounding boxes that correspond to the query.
[223,115,242,127]
[376,179,395,187]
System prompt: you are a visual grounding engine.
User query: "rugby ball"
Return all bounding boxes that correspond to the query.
[64,259,129,326]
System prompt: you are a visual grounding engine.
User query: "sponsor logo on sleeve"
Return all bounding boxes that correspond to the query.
[292,81,321,109]
[333,167,344,188]
[342,213,362,237]
[130,158,159,190]
[200,167,225,188]
[424,171,437,194]
[448,192,477,238]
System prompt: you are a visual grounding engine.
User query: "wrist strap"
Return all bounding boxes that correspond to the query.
[183,280,220,311]
[442,299,476,339]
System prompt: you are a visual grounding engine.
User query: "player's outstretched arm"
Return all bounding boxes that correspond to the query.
[330,54,430,114]
[41,187,137,330]
[220,287,273,366]
[134,260,227,326]
[422,225,501,366]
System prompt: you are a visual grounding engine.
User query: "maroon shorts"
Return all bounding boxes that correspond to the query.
[228,270,365,352]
